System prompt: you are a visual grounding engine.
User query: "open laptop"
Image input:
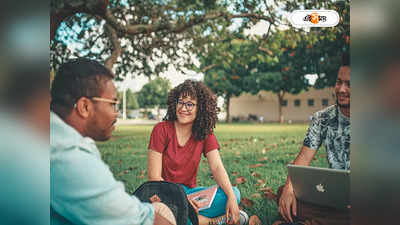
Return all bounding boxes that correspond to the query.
[287,164,350,209]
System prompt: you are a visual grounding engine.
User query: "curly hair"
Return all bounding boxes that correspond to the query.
[163,80,218,141]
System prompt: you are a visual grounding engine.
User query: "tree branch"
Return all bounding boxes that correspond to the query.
[51,0,109,40]
[202,64,217,72]
[101,7,274,36]
[104,23,122,71]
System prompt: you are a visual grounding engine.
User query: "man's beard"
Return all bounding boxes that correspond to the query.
[336,98,350,108]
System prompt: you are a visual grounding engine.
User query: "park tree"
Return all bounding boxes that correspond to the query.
[199,0,349,123]
[243,30,312,123]
[50,0,280,79]
[118,89,139,110]
[280,0,350,88]
[199,33,267,123]
[137,77,170,119]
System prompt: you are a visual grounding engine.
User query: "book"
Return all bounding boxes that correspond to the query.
[187,185,218,211]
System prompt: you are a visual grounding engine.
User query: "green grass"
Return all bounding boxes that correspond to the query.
[98,123,328,225]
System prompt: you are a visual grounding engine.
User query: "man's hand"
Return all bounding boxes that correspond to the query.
[154,212,175,225]
[278,185,297,223]
[153,202,176,225]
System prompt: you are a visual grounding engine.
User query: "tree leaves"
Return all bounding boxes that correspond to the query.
[240,197,254,208]
[251,172,261,178]
[247,163,264,168]
[249,215,262,225]
[137,77,170,109]
[235,176,247,185]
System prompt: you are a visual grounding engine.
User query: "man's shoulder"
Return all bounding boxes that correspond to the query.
[50,112,97,156]
[313,105,338,120]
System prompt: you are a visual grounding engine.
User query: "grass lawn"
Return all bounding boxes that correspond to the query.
[98,123,328,225]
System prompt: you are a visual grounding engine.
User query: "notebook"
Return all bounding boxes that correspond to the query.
[287,164,350,209]
[187,185,218,211]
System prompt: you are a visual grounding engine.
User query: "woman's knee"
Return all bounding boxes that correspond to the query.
[232,186,241,204]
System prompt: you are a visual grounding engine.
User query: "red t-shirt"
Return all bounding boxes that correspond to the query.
[148,121,219,188]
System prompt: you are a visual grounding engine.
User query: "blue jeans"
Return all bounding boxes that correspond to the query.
[181,185,241,225]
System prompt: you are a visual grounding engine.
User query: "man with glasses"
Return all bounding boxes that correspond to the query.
[50,58,175,225]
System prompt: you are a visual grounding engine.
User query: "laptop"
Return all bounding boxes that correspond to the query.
[287,164,350,209]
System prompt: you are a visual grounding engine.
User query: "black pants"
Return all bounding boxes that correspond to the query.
[276,185,350,225]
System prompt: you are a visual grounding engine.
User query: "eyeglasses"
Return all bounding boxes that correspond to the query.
[73,97,120,112]
[177,100,197,111]
[91,97,120,112]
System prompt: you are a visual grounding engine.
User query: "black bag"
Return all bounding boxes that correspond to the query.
[133,181,199,225]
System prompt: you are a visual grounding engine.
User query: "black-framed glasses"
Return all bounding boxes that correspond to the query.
[177,100,197,111]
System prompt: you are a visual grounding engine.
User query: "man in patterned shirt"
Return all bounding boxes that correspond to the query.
[276,54,350,225]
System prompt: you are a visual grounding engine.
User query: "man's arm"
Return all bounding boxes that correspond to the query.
[279,145,317,223]
[51,145,155,225]
[288,145,317,178]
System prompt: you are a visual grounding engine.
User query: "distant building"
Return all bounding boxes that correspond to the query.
[229,87,335,122]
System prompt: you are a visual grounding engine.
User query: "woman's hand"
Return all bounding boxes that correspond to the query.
[188,199,200,215]
[225,196,240,225]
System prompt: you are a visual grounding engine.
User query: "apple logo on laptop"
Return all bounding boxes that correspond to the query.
[316,183,326,192]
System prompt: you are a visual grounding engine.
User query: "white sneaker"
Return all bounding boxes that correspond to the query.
[238,210,249,225]
[210,210,249,225]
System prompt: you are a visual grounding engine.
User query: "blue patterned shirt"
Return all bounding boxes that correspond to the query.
[303,105,350,170]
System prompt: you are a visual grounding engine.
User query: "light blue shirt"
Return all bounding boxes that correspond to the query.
[50,111,154,225]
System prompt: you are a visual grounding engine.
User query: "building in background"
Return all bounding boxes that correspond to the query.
[229,87,335,123]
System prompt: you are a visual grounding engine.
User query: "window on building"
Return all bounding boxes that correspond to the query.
[308,99,314,107]
[294,99,301,107]
[281,99,288,107]
[322,98,329,106]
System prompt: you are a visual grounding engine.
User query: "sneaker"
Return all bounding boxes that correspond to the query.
[238,210,249,225]
[209,210,249,225]
[273,220,305,225]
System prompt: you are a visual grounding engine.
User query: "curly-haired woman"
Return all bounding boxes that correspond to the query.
[147,80,248,225]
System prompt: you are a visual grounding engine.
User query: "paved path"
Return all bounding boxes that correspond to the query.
[116,119,159,125]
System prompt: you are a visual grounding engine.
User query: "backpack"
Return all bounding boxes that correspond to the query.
[133,181,199,225]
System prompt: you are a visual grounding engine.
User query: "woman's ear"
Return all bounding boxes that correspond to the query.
[75,97,92,119]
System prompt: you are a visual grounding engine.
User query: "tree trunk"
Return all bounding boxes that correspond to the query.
[122,87,126,120]
[225,94,231,123]
[157,107,161,121]
[277,91,285,124]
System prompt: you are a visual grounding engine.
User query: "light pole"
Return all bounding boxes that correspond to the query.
[122,85,127,120]
[121,75,131,120]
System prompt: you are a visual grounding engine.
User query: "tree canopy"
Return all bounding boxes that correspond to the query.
[51,0,283,79]
[198,0,350,122]
[137,77,170,109]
